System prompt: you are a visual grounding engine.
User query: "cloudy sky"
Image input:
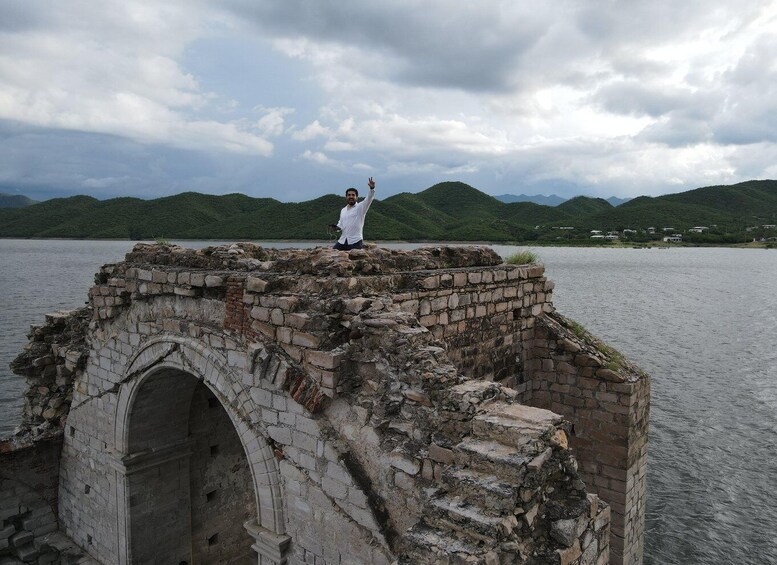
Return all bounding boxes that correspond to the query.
[1,0,776,202]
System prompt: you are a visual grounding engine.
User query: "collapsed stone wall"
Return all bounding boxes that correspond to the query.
[1,309,94,565]
[8,309,90,440]
[329,305,611,564]
[526,314,650,565]
[3,243,649,565]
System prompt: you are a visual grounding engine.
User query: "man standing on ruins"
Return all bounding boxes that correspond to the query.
[331,177,376,251]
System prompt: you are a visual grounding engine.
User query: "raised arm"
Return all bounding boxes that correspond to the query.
[361,177,376,213]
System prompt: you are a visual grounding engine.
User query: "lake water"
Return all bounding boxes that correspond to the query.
[1,239,775,564]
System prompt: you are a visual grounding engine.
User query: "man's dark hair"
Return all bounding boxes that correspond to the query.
[346,187,358,196]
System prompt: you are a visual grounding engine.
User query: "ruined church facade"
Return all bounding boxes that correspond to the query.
[2,244,649,565]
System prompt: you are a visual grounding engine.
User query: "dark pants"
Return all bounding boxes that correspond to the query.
[333,239,364,251]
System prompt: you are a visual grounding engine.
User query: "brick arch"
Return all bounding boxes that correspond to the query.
[115,335,285,534]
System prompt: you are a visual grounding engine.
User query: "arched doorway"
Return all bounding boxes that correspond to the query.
[123,368,255,564]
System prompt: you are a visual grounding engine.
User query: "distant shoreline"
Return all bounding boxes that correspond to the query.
[1,236,774,250]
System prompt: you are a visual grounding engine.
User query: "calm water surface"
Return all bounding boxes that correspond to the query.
[1,240,775,564]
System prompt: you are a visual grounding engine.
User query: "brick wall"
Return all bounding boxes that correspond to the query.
[527,313,650,565]
[0,437,62,561]
[393,264,553,393]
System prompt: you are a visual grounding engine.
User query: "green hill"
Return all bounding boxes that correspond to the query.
[581,200,734,231]
[557,196,613,216]
[660,180,777,222]
[1,179,775,242]
[415,182,504,220]
[0,196,100,237]
[0,193,38,208]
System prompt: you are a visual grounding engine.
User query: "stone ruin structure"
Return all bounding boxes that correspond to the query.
[1,243,650,565]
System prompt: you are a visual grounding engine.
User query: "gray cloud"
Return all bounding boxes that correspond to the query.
[223,1,560,92]
[594,82,694,118]
[2,0,777,202]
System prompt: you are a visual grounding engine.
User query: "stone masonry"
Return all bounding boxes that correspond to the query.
[1,243,649,565]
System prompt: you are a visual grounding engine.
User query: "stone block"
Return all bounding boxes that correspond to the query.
[292,431,317,453]
[246,277,268,293]
[190,272,206,286]
[136,268,152,281]
[15,543,40,562]
[595,505,611,532]
[292,331,321,348]
[389,451,420,475]
[596,368,626,382]
[250,306,271,322]
[33,521,58,537]
[428,443,454,464]
[402,388,431,406]
[304,350,342,370]
[173,286,196,297]
[426,296,444,311]
[551,518,578,547]
[557,540,582,565]
[450,309,465,322]
[151,269,167,283]
[286,313,313,330]
[322,476,348,499]
[453,272,468,286]
[419,314,437,327]
[267,426,292,445]
[276,326,293,344]
[270,308,285,325]
[527,448,552,471]
[10,530,33,547]
[0,525,14,541]
[326,462,353,485]
[394,471,415,491]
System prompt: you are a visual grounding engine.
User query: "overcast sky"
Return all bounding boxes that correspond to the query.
[1,1,776,202]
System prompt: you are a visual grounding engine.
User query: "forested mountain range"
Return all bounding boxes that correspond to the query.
[1,180,775,242]
[0,193,38,208]
[493,194,629,207]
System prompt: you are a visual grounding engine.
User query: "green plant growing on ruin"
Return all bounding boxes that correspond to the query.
[154,236,171,245]
[568,319,588,340]
[599,343,627,371]
[505,249,539,264]
[563,315,628,372]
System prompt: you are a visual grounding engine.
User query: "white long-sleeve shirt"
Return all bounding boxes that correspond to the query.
[337,189,375,245]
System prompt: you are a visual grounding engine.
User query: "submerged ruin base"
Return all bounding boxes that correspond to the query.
[2,244,649,565]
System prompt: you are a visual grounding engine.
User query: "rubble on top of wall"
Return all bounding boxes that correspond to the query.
[538,312,649,384]
[122,242,504,275]
[4,308,91,449]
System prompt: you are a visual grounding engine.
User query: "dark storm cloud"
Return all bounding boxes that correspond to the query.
[2,0,777,201]
[222,1,547,92]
